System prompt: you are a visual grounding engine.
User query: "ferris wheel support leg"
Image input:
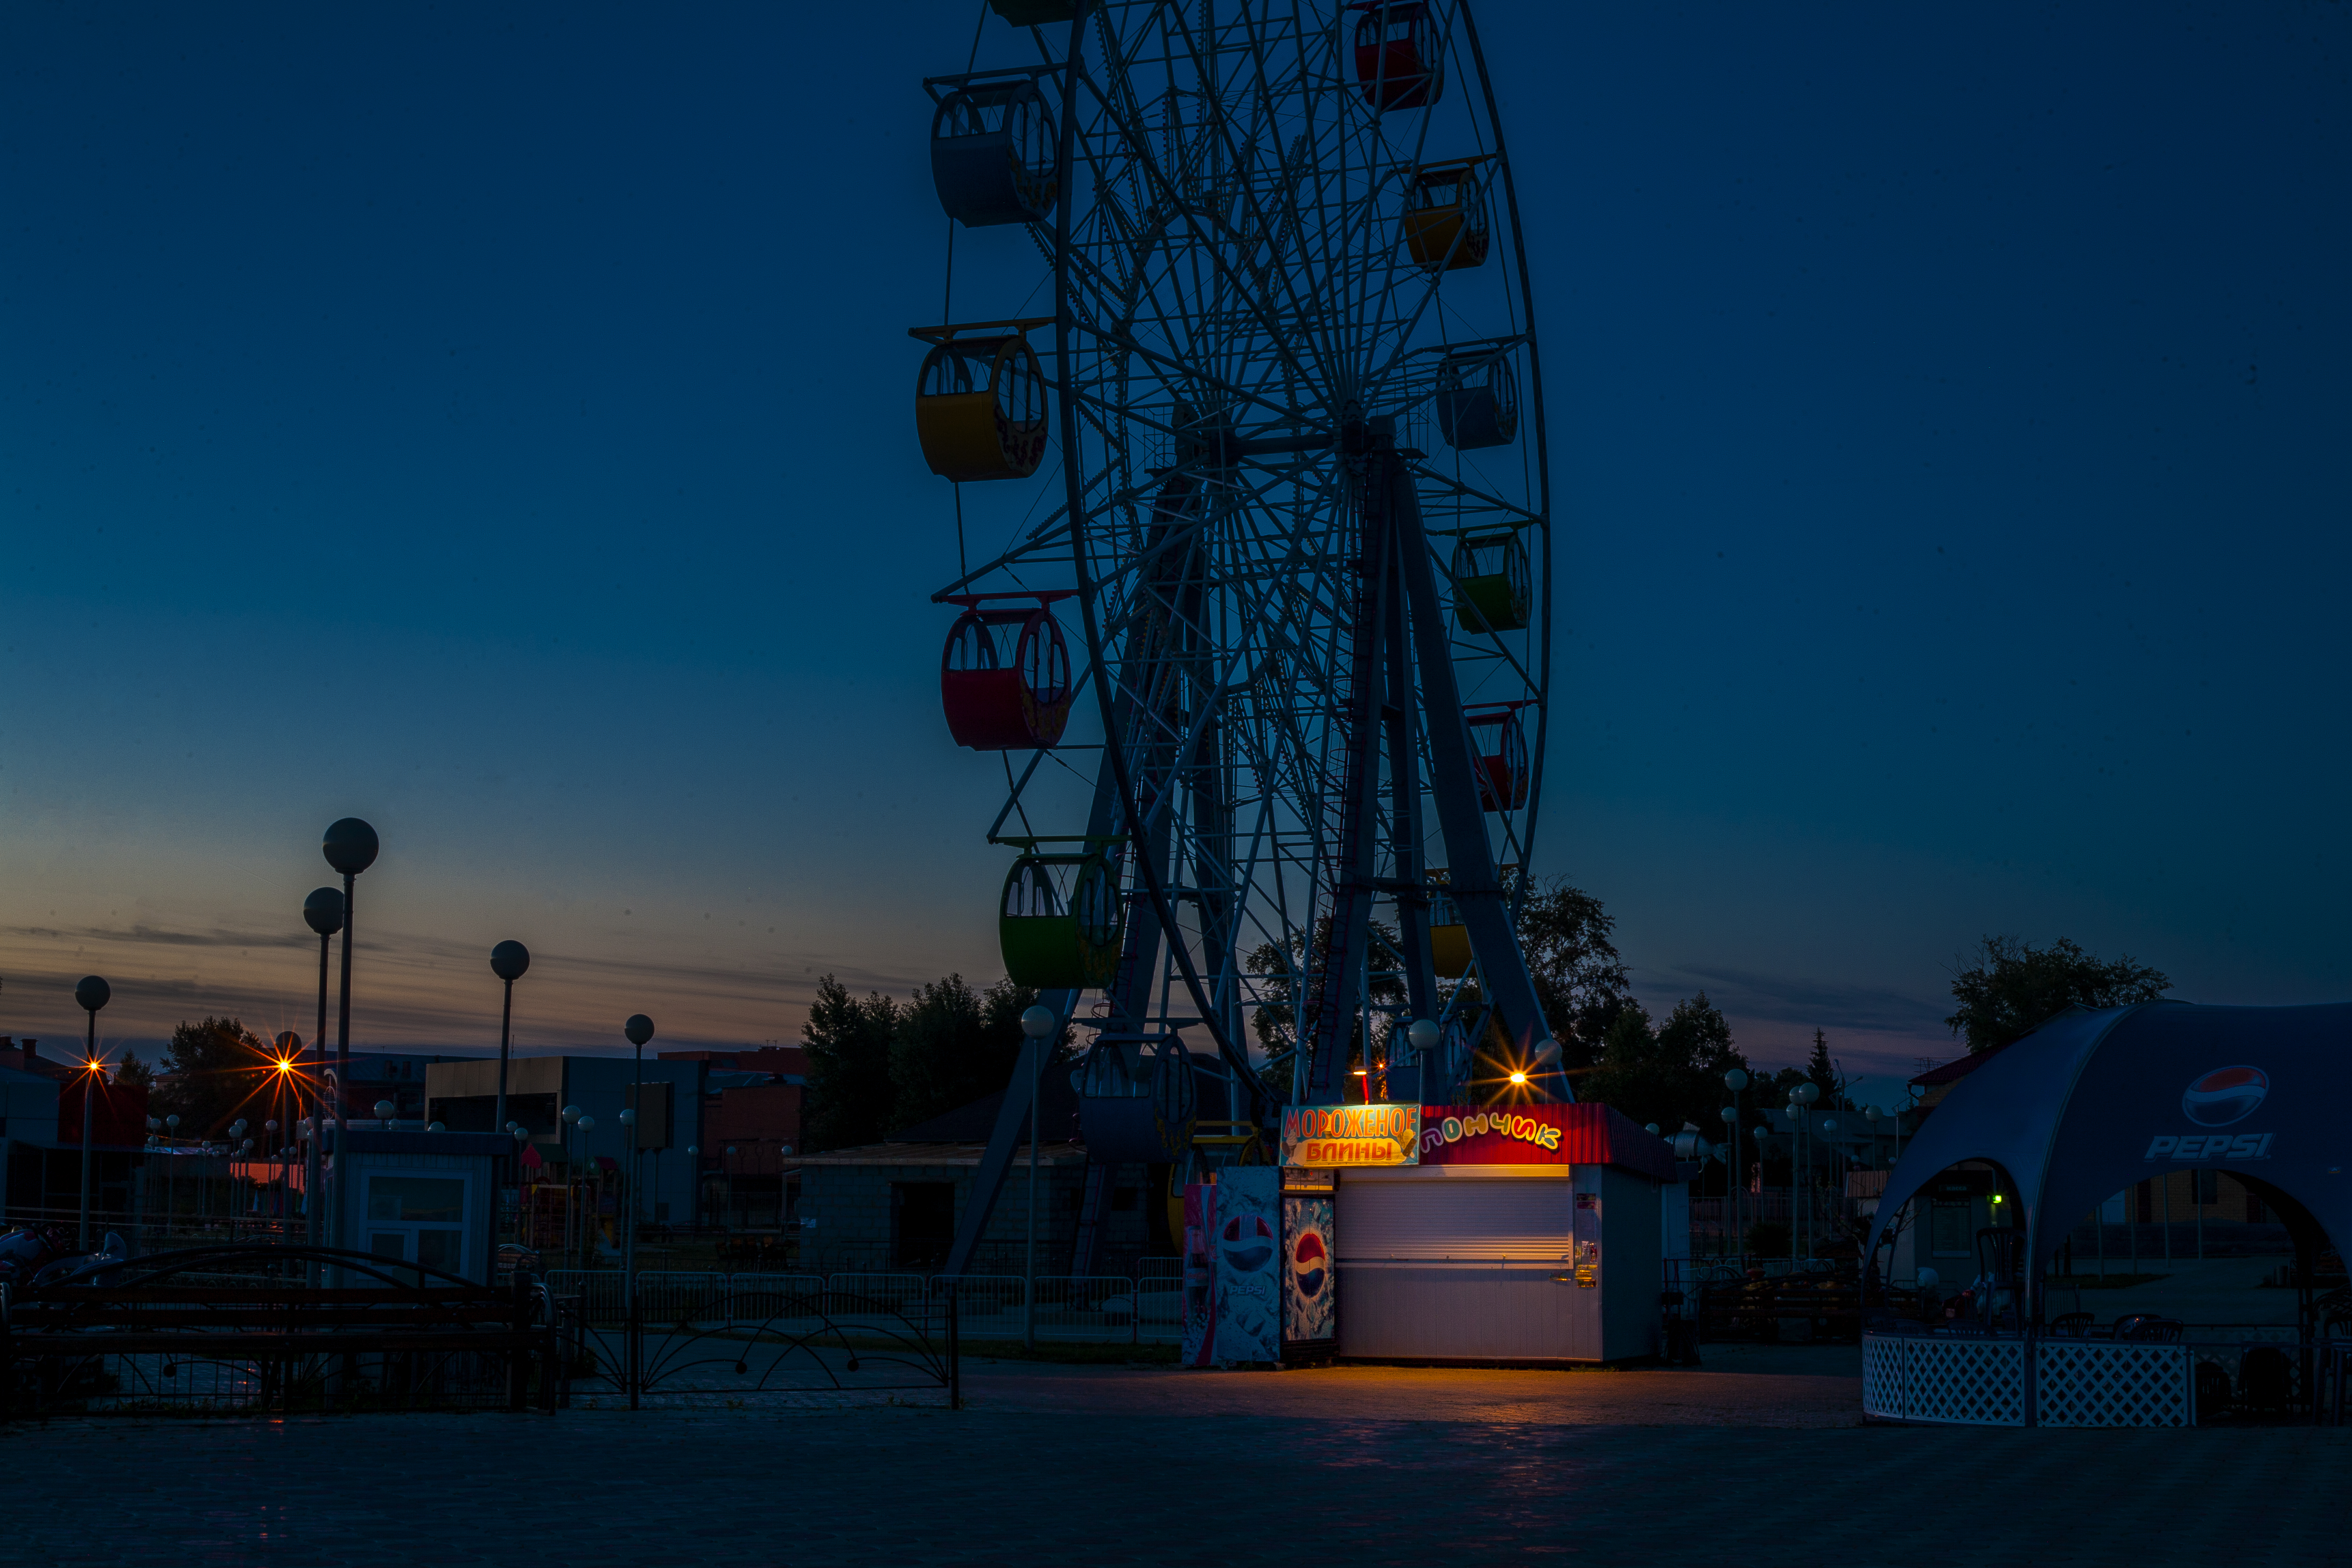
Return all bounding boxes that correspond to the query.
[1299,461,1401,1105]
[1384,522,1440,1103]
[1387,447,1569,1104]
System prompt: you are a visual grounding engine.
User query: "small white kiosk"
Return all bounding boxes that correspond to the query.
[1284,1102,1676,1364]
[327,1129,514,1284]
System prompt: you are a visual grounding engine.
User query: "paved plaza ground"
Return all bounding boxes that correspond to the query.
[13,1346,2351,1566]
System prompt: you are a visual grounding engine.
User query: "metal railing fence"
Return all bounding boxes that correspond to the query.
[531,1271,1187,1344]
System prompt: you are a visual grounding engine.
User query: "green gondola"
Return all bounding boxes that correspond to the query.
[999,852,1123,990]
[1451,530,1530,633]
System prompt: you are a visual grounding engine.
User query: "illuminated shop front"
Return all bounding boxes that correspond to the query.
[1183,1102,1674,1367]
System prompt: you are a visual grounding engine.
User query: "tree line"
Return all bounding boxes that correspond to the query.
[799,972,1063,1152]
[115,895,2172,1158]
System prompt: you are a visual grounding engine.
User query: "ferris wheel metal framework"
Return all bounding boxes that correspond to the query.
[913,0,1562,1276]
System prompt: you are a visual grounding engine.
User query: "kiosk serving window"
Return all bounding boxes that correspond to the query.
[1341,1177,1573,1260]
[365,1172,471,1274]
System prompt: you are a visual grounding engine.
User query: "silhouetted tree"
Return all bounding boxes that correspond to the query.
[1581,990,1749,1132]
[1804,1028,1836,1097]
[150,1018,274,1137]
[1946,935,2171,1052]
[889,974,1056,1132]
[1513,877,1635,1069]
[801,976,899,1151]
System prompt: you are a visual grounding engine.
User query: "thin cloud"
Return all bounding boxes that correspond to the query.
[1655,963,1949,1034]
[0,922,310,951]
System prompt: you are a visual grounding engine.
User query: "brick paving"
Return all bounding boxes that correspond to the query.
[12,1357,2352,1566]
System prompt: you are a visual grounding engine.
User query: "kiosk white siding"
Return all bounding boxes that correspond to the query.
[1336,1168,1601,1362]
[1604,1164,1664,1362]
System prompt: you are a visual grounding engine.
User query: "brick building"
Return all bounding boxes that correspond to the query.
[659,1046,806,1228]
[2,1037,149,1224]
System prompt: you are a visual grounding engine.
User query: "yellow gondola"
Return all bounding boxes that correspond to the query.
[1403,158,1490,272]
[911,321,1050,482]
[1430,888,1472,979]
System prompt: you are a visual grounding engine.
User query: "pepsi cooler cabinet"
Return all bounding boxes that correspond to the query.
[1180,1166,1338,1367]
[1281,1168,1338,1361]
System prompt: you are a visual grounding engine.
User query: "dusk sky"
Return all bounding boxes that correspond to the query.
[3,3,2346,1110]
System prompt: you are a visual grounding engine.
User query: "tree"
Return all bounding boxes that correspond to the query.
[801,976,899,1151]
[113,1049,155,1093]
[149,1018,275,1137]
[1241,879,1634,1100]
[1946,935,2172,1052]
[1804,1028,1837,1099]
[889,974,1056,1132]
[1581,991,1749,1133]
[1244,919,1406,1102]
[1513,877,1635,1070]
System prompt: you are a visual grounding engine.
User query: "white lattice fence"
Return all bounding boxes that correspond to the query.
[2038,1340,2192,1427]
[827,1273,933,1332]
[1902,1336,2027,1425]
[1861,1333,1908,1418]
[724,1272,828,1329]
[633,1271,729,1328]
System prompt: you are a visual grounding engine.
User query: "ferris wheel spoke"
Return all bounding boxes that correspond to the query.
[1070,78,1337,407]
[1405,460,1544,526]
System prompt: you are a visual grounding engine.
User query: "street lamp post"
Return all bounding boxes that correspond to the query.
[303,887,342,1251]
[490,942,531,1143]
[272,1032,301,1233]
[725,1147,738,1232]
[1821,1116,1840,1259]
[1790,1081,1821,1262]
[621,1015,654,1297]
[321,818,379,1278]
[1019,1005,1055,1352]
[74,976,110,1250]
[164,1114,181,1244]
[1721,1068,1748,1263]
[1786,1099,1804,1264]
[1405,1018,1441,1101]
[579,1115,600,1264]
[228,1118,248,1239]
[559,1104,583,1266]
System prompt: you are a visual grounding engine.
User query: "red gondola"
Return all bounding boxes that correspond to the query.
[1351,2,1443,111]
[941,592,1075,750]
[1465,702,1530,813]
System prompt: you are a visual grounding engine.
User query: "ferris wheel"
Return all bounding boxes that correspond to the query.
[910,1,1561,1255]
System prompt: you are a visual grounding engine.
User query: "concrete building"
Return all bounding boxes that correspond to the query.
[423,1054,706,1229]
[296,1047,486,1124]
[793,1074,1161,1276]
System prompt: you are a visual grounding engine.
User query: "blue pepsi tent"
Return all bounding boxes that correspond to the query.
[1869,1002,2352,1310]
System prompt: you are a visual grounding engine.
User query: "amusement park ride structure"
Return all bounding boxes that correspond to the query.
[913,0,1563,1274]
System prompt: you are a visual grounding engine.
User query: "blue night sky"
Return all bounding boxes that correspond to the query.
[3,3,2346,1109]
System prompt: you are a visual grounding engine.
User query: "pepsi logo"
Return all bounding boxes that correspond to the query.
[2182,1066,2268,1128]
[1291,1229,1328,1299]
[1220,1213,1274,1273]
